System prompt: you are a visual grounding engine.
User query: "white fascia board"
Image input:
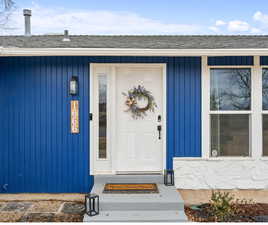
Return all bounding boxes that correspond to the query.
[2,47,268,56]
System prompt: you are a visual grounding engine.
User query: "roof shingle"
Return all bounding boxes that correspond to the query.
[1,35,268,49]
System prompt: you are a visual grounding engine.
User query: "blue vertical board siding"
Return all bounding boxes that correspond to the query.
[0,56,201,193]
[0,57,93,193]
[208,56,254,66]
[261,56,268,65]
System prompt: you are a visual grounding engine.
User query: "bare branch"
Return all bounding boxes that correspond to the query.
[0,0,16,30]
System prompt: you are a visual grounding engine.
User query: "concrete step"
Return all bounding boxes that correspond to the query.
[91,183,184,211]
[85,175,187,222]
[83,210,188,222]
[94,175,164,184]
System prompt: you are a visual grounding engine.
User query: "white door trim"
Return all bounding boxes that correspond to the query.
[89,63,167,175]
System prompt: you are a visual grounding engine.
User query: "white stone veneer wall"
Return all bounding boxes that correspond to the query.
[173,158,268,189]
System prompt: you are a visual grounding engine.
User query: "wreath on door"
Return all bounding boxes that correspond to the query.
[122,85,157,119]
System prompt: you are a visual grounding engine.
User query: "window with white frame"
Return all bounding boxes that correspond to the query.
[263,68,268,156]
[210,68,251,157]
[98,74,107,159]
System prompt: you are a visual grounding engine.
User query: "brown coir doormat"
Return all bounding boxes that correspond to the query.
[103,183,159,194]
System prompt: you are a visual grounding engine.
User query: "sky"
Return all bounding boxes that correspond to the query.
[2,0,268,35]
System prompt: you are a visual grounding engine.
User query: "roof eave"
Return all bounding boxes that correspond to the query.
[1,47,268,56]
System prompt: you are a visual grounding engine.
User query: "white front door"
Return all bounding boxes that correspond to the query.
[115,66,163,173]
[91,64,165,175]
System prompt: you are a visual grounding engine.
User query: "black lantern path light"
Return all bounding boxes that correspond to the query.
[164,169,174,186]
[85,193,99,216]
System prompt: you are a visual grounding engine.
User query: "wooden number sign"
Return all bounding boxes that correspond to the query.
[71,100,79,133]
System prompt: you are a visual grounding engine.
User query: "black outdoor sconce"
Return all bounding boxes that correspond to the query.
[69,76,79,95]
[164,169,174,186]
[85,193,99,216]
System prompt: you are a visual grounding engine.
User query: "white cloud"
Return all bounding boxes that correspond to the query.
[215,20,226,26]
[227,20,250,32]
[208,20,227,33]
[250,27,262,34]
[209,11,268,34]
[253,11,268,25]
[209,26,220,32]
[1,4,201,35]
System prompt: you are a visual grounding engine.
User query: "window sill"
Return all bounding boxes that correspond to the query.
[206,157,254,161]
[96,158,109,161]
[173,157,254,161]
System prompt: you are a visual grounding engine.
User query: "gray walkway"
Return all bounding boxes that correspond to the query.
[84,175,187,222]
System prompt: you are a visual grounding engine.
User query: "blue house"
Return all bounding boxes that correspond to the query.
[1,10,268,194]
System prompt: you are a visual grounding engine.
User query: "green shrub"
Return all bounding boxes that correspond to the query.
[209,191,235,222]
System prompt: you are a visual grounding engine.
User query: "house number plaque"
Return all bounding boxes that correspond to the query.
[71,100,79,134]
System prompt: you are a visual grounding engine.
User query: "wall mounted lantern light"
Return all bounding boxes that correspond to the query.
[69,76,79,95]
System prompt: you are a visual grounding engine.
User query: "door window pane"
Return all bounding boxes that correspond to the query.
[211,114,250,157]
[210,68,251,110]
[98,74,107,159]
[263,69,268,110]
[263,115,268,156]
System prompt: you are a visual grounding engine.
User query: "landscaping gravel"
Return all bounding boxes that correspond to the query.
[61,202,85,214]
[0,200,84,222]
[19,213,55,222]
[2,202,32,212]
[28,201,62,213]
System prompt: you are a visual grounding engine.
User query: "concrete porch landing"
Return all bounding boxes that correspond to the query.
[83,175,187,222]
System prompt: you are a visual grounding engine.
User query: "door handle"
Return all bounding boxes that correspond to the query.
[157,125,162,140]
